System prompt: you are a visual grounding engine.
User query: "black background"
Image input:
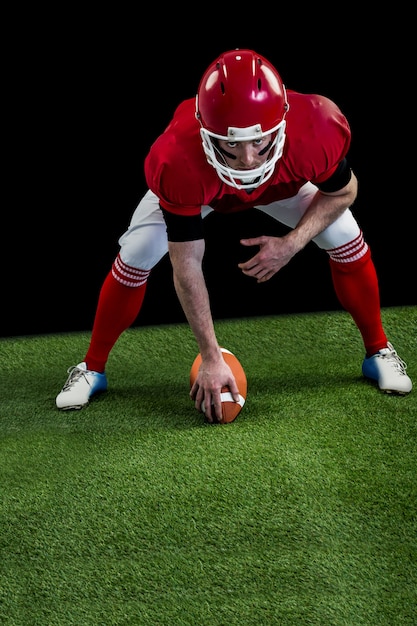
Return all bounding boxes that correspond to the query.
[4,12,415,337]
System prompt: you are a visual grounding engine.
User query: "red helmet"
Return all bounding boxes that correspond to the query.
[195,49,289,189]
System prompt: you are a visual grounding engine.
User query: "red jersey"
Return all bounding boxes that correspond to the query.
[144,91,351,217]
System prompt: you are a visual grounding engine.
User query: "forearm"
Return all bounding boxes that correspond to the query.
[289,174,358,252]
[169,240,222,362]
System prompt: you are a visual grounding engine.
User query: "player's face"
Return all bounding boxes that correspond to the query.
[217,134,272,171]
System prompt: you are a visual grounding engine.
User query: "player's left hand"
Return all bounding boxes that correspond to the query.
[238,235,296,283]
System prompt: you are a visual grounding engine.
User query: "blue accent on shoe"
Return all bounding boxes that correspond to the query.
[362,354,380,381]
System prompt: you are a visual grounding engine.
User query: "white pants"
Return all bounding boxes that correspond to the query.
[118,182,361,269]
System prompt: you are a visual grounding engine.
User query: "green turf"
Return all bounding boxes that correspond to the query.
[0,307,416,625]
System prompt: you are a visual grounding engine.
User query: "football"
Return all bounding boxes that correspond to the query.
[189,347,247,424]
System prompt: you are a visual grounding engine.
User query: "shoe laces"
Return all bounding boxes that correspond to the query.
[378,342,408,375]
[62,365,90,391]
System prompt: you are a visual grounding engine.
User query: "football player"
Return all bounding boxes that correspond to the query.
[56,49,412,420]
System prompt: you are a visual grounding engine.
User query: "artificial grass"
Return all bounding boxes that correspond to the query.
[0,306,416,625]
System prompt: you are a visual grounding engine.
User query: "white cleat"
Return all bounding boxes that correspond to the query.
[56,362,108,409]
[362,343,412,395]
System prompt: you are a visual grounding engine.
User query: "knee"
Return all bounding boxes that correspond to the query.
[315,210,361,250]
[112,254,151,287]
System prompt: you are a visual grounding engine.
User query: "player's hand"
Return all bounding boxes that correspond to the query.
[190,358,240,423]
[238,235,296,283]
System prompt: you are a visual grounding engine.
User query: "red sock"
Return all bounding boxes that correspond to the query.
[329,247,387,356]
[85,258,149,372]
